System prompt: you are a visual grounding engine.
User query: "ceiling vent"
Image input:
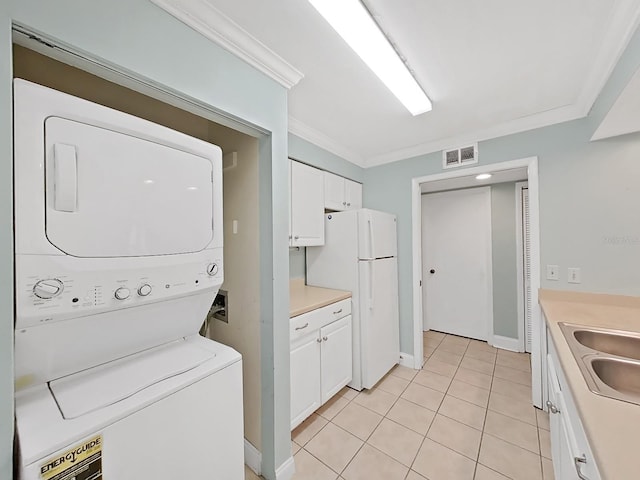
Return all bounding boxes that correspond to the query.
[442,143,478,169]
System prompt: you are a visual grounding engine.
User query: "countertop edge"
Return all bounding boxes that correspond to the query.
[289,280,352,318]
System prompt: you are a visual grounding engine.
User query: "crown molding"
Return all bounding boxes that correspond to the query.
[366,103,584,167]
[574,0,640,117]
[150,0,304,89]
[288,116,366,168]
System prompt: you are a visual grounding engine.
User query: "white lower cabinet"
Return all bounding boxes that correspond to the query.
[547,336,601,480]
[290,332,322,429]
[290,299,352,430]
[320,316,352,403]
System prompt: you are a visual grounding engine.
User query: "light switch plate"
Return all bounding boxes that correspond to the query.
[568,267,581,284]
[546,264,559,281]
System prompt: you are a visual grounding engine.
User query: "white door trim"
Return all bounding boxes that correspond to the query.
[411,157,543,408]
[421,187,494,343]
[515,181,528,353]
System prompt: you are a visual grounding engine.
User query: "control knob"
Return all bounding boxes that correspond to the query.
[206,263,219,276]
[138,284,152,296]
[114,287,131,300]
[33,279,64,299]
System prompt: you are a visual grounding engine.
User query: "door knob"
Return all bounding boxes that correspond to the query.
[429,269,436,274]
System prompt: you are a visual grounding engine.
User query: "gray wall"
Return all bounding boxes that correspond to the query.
[365,27,640,356]
[289,133,364,182]
[0,2,13,478]
[289,247,306,279]
[3,2,290,478]
[491,182,519,339]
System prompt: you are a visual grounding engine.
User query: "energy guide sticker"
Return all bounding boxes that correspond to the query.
[39,435,103,480]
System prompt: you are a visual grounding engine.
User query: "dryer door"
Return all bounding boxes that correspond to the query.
[44,117,215,257]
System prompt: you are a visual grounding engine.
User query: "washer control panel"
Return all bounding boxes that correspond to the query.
[15,251,223,329]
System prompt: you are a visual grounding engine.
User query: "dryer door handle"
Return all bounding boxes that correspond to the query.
[53,143,78,212]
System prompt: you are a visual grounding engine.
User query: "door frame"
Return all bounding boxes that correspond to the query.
[515,181,529,353]
[421,187,494,343]
[411,156,543,408]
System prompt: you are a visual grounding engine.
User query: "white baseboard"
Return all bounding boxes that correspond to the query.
[244,439,262,476]
[399,352,415,368]
[491,335,521,352]
[276,456,295,480]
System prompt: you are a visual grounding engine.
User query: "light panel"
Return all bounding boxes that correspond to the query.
[309,0,432,115]
[476,173,492,180]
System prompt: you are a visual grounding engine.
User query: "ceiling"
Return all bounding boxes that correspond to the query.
[159,0,640,167]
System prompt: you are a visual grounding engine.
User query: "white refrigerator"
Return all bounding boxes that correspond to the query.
[307,208,400,390]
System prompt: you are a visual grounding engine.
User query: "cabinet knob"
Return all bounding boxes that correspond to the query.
[342,201,346,206]
[347,203,351,207]
[322,336,328,341]
[294,235,299,240]
[545,400,560,414]
[316,338,322,343]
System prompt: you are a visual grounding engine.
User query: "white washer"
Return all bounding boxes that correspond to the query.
[13,80,243,480]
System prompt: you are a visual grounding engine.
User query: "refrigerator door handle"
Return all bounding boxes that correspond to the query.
[368,261,374,310]
[368,216,375,260]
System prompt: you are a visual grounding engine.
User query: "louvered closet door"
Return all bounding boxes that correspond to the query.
[522,187,533,353]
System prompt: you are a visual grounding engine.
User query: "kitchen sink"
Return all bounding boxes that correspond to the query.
[590,357,640,398]
[573,328,640,361]
[559,323,640,406]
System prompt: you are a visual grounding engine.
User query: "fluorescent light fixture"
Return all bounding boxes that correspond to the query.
[476,173,492,180]
[309,0,432,115]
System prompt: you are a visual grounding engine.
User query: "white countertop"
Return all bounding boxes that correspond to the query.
[540,289,640,480]
[289,278,351,318]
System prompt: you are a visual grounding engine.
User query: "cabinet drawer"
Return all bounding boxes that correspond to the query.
[290,298,351,342]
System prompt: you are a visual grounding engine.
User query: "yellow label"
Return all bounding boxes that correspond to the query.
[40,434,102,480]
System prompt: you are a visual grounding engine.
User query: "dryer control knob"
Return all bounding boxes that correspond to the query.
[33,279,64,299]
[114,287,131,300]
[138,284,152,296]
[206,263,219,276]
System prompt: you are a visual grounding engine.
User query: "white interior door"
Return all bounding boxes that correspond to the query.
[422,187,493,341]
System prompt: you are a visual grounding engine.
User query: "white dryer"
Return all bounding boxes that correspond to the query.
[13,80,244,480]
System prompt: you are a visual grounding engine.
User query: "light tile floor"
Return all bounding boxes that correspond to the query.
[246,331,554,480]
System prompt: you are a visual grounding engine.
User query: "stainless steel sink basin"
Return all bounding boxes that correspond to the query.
[573,329,640,361]
[559,323,640,406]
[589,357,640,398]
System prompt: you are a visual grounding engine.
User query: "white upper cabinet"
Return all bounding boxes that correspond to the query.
[290,160,325,246]
[323,171,362,211]
[345,180,362,210]
[324,171,346,211]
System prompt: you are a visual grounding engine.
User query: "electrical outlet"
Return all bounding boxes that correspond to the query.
[568,267,581,284]
[546,264,559,281]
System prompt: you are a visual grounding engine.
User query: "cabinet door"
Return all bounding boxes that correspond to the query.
[290,331,321,430]
[291,161,325,246]
[324,171,346,211]
[320,315,353,403]
[345,180,362,210]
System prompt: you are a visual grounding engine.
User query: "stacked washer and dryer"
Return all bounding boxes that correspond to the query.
[13,79,244,479]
